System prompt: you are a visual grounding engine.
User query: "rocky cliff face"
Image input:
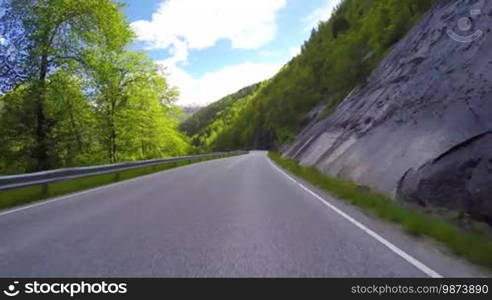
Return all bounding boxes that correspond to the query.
[284,0,492,223]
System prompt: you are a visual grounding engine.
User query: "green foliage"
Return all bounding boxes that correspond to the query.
[0,0,136,170]
[0,0,190,175]
[268,152,492,269]
[332,16,350,38]
[0,86,37,173]
[87,51,187,163]
[179,83,261,137]
[185,0,436,151]
[45,71,103,167]
[178,83,261,152]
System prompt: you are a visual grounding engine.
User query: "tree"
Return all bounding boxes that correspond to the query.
[44,70,101,167]
[332,17,350,38]
[0,0,190,175]
[0,0,133,171]
[0,85,37,174]
[89,51,185,163]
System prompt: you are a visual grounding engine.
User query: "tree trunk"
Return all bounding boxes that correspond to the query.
[33,52,51,171]
[110,125,117,163]
[108,99,117,164]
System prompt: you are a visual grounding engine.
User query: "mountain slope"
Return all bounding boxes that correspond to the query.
[182,0,492,222]
[179,83,260,137]
[285,0,492,223]
[184,0,436,151]
[180,83,262,151]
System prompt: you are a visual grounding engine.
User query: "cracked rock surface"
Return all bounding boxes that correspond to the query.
[284,0,492,222]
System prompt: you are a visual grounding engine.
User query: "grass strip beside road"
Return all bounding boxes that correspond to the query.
[0,154,236,212]
[268,152,492,270]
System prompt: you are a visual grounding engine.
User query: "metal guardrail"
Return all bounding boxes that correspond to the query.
[0,151,248,191]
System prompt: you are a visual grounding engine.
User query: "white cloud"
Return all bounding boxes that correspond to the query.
[303,0,341,31]
[161,61,281,106]
[131,0,342,107]
[133,0,287,106]
[131,0,287,57]
[163,37,189,66]
[259,49,277,57]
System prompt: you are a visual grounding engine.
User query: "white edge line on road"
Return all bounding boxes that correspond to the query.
[267,157,443,278]
[0,156,236,218]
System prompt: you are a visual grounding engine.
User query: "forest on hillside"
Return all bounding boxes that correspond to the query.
[179,82,261,150]
[185,0,437,151]
[0,0,189,175]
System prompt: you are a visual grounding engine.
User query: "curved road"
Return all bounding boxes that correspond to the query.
[0,151,487,277]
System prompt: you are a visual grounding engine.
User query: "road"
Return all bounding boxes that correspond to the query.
[0,151,487,277]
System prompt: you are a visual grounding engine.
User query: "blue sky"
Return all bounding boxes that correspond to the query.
[121,0,340,106]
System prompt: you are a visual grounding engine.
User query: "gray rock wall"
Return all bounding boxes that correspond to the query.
[284,0,492,221]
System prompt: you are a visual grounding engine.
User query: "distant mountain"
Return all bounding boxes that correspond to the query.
[179,105,202,122]
[179,82,261,149]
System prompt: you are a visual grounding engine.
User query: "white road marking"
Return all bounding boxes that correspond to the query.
[0,152,442,278]
[267,156,443,278]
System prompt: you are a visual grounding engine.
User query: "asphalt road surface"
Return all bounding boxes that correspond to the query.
[0,151,488,277]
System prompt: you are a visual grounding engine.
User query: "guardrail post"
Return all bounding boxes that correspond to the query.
[115,172,121,182]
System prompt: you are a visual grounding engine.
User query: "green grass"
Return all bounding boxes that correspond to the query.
[0,154,233,211]
[268,152,492,269]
